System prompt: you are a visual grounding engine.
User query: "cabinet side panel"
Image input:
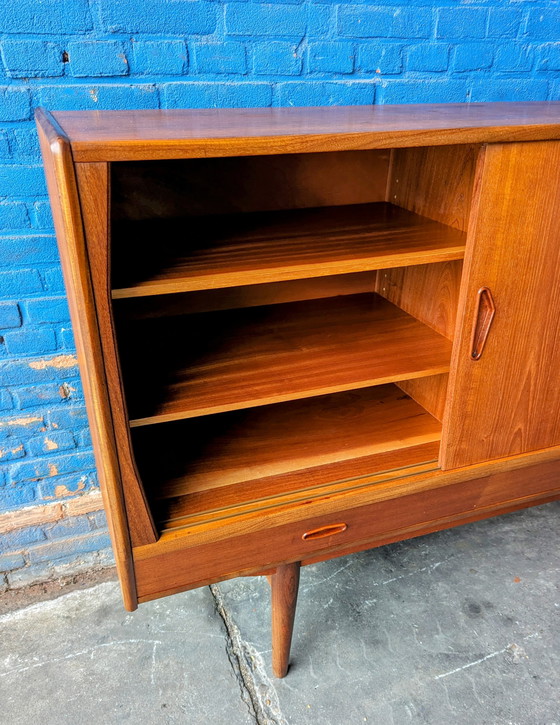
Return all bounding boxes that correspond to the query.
[35,109,138,610]
[75,162,157,546]
[441,141,560,469]
[387,144,478,232]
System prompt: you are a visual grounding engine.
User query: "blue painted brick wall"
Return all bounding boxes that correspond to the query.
[0,0,559,585]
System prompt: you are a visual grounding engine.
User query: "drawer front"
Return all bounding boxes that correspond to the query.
[134,458,560,602]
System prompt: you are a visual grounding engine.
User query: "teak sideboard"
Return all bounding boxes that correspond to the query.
[37,102,560,677]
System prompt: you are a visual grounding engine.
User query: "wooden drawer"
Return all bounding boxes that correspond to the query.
[134,457,560,602]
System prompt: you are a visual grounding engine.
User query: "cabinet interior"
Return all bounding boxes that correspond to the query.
[110,144,479,535]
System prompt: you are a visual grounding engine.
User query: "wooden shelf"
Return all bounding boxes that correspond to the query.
[132,384,442,531]
[117,292,453,426]
[111,202,465,298]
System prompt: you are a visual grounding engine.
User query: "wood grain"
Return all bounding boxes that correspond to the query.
[396,374,448,422]
[375,260,462,341]
[387,144,478,232]
[74,163,157,547]
[50,102,560,162]
[270,562,300,678]
[133,457,560,601]
[136,442,560,556]
[117,293,453,426]
[111,203,466,298]
[114,272,377,320]
[441,141,560,469]
[35,109,138,610]
[131,385,441,527]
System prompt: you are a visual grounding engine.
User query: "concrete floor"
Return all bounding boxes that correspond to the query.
[1,501,559,725]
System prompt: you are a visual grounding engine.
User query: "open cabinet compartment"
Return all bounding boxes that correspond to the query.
[38,104,560,677]
[110,144,478,536]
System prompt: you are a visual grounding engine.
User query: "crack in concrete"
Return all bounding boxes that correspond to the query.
[209,583,287,725]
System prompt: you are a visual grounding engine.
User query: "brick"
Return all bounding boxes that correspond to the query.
[0,236,59,268]
[537,44,560,72]
[7,561,52,588]
[436,8,488,40]
[36,84,159,111]
[226,5,307,37]
[64,489,103,516]
[0,414,45,438]
[0,390,12,411]
[89,510,108,530]
[378,80,467,105]
[31,202,54,230]
[0,552,25,572]
[0,270,42,299]
[0,302,21,329]
[0,485,36,509]
[13,382,69,410]
[494,44,534,73]
[46,514,91,539]
[11,451,95,485]
[309,42,354,74]
[487,9,523,40]
[277,80,375,107]
[163,81,272,109]
[308,6,333,37]
[99,0,217,34]
[27,530,110,563]
[97,547,115,566]
[4,327,57,356]
[0,165,46,198]
[194,42,247,75]
[391,8,434,40]
[1,40,62,78]
[48,405,88,432]
[27,431,76,457]
[453,44,494,73]
[77,428,92,448]
[68,41,129,78]
[0,0,92,34]
[1,355,79,386]
[549,81,560,101]
[41,267,65,293]
[0,526,46,550]
[0,130,10,157]
[525,10,560,41]
[470,79,549,103]
[0,87,31,121]
[60,326,76,349]
[406,44,449,73]
[24,297,70,324]
[254,42,303,76]
[131,40,188,75]
[38,471,95,501]
[357,44,402,75]
[12,128,41,158]
[0,441,25,461]
[338,8,394,38]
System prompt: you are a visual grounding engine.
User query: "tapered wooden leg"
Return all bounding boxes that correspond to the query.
[270,561,301,678]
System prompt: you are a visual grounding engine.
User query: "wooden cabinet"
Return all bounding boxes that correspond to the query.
[36,103,560,677]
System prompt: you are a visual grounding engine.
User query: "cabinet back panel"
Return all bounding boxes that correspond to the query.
[111,150,390,221]
[113,272,377,320]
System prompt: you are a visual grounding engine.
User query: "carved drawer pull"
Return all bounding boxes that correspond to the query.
[470,286,496,360]
[302,523,348,541]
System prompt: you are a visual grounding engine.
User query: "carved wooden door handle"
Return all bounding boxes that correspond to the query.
[470,287,495,360]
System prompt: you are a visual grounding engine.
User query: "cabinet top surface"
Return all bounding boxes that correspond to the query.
[42,101,560,162]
